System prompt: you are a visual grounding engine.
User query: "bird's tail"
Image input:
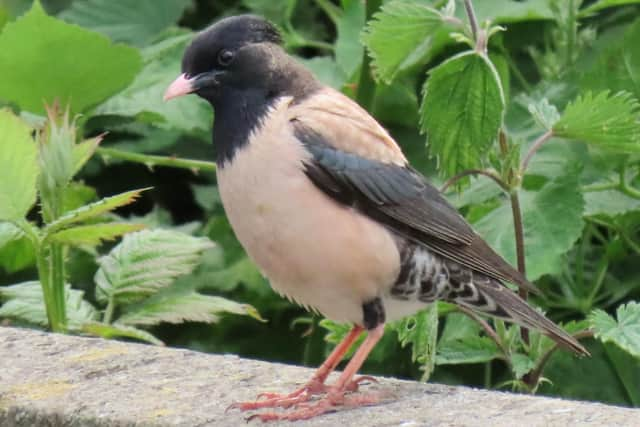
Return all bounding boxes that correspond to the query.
[454,279,590,356]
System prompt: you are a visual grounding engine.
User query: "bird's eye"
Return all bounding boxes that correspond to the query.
[217,49,234,66]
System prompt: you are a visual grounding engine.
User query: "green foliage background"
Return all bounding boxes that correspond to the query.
[1,0,640,407]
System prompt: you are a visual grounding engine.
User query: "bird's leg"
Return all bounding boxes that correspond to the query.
[248,324,385,422]
[229,325,364,411]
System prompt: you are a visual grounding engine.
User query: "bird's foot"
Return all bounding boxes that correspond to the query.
[229,375,377,413]
[246,389,381,422]
[227,379,327,412]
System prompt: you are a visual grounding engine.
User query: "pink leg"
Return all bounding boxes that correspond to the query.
[249,324,386,422]
[228,325,364,411]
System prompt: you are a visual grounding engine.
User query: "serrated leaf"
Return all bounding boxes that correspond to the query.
[553,91,640,151]
[528,98,561,130]
[362,1,447,83]
[421,52,505,177]
[394,304,438,380]
[589,302,640,358]
[94,229,215,304]
[72,135,103,175]
[0,235,36,273]
[46,188,149,233]
[0,110,38,221]
[96,30,212,134]
[473,173,585,280]
[118,290,262,326]
[81,321,163,345]
[49,222,146,246]
[0,281,98,326]
[60,0,190,46]
[0,1,141,114]
[436,313,500,365]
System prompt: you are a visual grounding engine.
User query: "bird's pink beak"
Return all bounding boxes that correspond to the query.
[163,73,194,101]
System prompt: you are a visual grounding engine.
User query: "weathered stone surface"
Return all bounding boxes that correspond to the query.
[0,326,637,426]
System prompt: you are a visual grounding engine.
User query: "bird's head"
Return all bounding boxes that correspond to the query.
[164,15,309,105]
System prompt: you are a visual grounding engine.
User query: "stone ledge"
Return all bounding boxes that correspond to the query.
[0,326,637,426]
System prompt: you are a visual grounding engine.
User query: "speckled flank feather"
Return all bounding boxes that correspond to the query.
[390,243,589,355]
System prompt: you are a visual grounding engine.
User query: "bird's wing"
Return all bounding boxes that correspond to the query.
[289,88,539,294]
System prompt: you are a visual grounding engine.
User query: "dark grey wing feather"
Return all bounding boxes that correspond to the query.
[294,121,540,295]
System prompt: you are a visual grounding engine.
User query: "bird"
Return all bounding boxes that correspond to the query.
[164,14,589,422]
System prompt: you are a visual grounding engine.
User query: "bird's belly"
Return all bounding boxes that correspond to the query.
[216,129,400,325]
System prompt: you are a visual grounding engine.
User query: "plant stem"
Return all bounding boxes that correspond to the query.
[97,147,216,173]
[313,0,341,24]
[509,191,529,347]
[441,169,510,192]
[463,0,479,43]
[520,130,554,173]
[355,0,382,110]
[50,243,67,331]
[104,298,115,325]
[528,329,593,387]
[459,306,508,357]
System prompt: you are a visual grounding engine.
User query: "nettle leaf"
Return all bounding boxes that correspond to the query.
[95,229,215,304]
[511,353,536,379]
[590,302,640,358]
[394,304,438,380]
[118,290,262,326]
[528,98,561,130]
[421,52,505,177]
[473,173,585,280]
[49,223,146,247]
[335,0,365,78]
[585,189,640,217]
[46,188,149,233]
[60,0,190,46]
[96,30,212,134]
[436,313,501,365]
[580,0,640,16]
[0,1,141,114]
[81,321,163,345]
[0,222,22,249]
[553,91,640,151]
[0,281,98,326]
[362,1,448,83]
[72,135,103,176]
[0,110,38,222]
[582,18,640,100]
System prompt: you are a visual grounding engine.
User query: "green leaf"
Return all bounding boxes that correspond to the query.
[589,302,640,358]
[581,18,640,100]
[0,1,142,114]
[72,135,103,175]
[49,222,146,246]
[510,353,536,379]
[469,0,553,23]
[80,321,163,345]
[584,189,640,217]
[553,91,640,151]
[580,0,640,16]
[94,229,215,304]
[96,30,212,134]
[473,173,585,280]
[46,188,149,233]
[0,110,38,222]
[118,290,263,326]
[361,1,447,83]
[0,221,22,249]
[60,0,190,46]
[299,57,348,89]
[421,52,505,177]
[0,281,98,326]
[527,98,561,130]
[436,313,500,365]
[394,304,438,380]
[335,0,365,77]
